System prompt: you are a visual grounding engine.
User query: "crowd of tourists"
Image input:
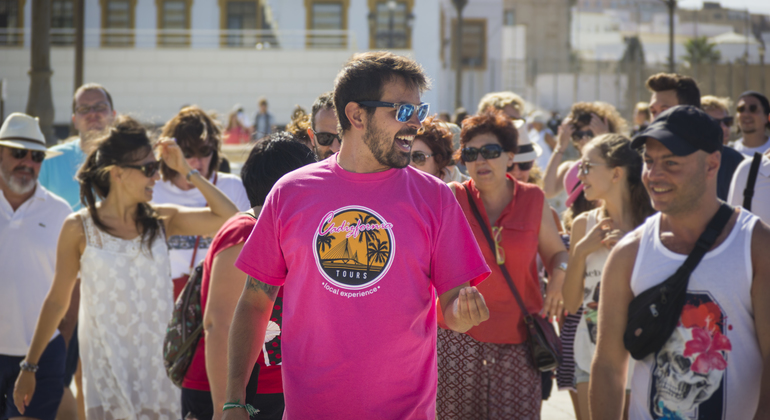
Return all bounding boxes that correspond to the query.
[1,51,769,420]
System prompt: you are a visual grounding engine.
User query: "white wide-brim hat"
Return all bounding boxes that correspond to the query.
[0,113,61,158]
[514,131,542,163]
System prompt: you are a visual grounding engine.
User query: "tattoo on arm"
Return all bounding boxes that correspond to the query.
[246,276,280,299]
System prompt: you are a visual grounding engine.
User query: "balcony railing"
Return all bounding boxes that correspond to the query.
[0,28,357,50]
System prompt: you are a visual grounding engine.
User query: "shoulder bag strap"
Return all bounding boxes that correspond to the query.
[188,173,220,270]
[464,186,532,317]
[743,152,762,211]
[680,203,734,273]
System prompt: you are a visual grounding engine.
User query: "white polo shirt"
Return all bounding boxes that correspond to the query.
[0,183,72,356]
[728,154,770,223]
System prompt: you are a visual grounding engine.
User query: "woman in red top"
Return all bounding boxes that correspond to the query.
[437,112,569,420]
[181,133,316,420]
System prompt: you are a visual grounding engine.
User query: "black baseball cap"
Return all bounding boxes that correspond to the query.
[630,105,722,156]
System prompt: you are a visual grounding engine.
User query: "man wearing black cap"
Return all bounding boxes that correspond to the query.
[732,91,770,157]
[589,106,770,420]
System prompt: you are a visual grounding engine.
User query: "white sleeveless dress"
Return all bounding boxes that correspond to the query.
[79,210,180,420]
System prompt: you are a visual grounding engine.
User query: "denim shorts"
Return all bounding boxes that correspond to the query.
[1,335,66,420]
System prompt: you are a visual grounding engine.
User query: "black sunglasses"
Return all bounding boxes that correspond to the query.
[461,144,503,162]
[313,131,341,146]
[9,148,46,163]
[121,160,160,178]
[720,116,734,127]
[737,104,759,114]
[411,150,433,165]
[572,130,594,142]
[512,161,533,171]
[182,145,215,159]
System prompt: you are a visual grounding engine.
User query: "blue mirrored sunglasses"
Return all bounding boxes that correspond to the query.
[356,101,430,123]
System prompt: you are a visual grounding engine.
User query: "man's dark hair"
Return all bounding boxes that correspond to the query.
[72,83,114,113]
[333,51,430,133]
[645,73,701,107]
[311,92,335,131]
[241,132,317,206]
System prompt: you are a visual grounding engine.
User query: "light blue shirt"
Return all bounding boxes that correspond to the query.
[38,138,86,210]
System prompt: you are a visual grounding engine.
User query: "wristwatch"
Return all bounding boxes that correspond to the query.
[555,262,568,272]
[19,360,39,373]
[186,169,200,182]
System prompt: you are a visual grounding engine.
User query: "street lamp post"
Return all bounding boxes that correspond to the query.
[26,0,56,145]
[453,0,468,110]
[760,44,766,94]
[387,0,396,48]
[661,0,676,74]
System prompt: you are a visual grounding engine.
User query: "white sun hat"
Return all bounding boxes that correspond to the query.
[0,113,61,157]
[513,131,542,163]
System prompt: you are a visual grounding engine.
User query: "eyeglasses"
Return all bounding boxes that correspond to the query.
[572,130,594,142]
[121,160,160,178]
[410,151,433,165]
[578,160,607,175]
[492,226,505,265]
[737,104,759,114]
[356,101,430,123]
[9,148,45,163]
[719,116,734,127]
[461,144,503,162]
[182,145,215,159]
[512,161,533,171]
[312,131,341,146]
[74,103,110,115]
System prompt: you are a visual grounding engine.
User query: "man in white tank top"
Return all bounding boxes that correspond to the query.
[589,105,770,420]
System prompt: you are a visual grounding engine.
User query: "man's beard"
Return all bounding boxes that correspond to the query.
[362,118,413,169]
[0,163,36,195]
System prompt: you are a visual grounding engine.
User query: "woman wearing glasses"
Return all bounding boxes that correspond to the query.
[437,112,568,420]
[408,116,468,183]
[13,117,238,420]
[562,134,653,420]
[542,102,627,202]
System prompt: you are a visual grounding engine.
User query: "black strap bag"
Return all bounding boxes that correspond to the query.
[623,203,734,361]
[743,152,763,211]
[463,187,562,371]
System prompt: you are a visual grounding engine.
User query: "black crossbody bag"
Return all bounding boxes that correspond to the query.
[623,203,734,360]
[464,187,562,371]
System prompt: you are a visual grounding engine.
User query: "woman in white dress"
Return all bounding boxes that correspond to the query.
[562,133,654,420]
[14,117,239,420]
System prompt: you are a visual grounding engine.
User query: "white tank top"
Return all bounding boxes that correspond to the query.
[628,209,762,420]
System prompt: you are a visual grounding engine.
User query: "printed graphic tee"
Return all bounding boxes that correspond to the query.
[236,157,490,420]
[628,210,762,420]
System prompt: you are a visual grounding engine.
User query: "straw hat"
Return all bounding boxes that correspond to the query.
[0,113,61,157]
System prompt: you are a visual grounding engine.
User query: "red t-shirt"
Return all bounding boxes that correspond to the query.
[182,213,283,394]
[438,176,545,344]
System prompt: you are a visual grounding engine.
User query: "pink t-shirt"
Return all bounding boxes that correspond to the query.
[235,157,490,420]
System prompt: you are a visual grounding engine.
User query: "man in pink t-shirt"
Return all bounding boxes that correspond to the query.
[224,52,492,420]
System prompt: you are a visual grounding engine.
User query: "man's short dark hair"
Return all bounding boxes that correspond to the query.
[311,92,335,131]
[241,132,317,206]
[645,73,701,107]
[72,83,114,113]
[333,51,430,133]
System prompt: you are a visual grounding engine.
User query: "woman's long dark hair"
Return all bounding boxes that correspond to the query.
[77,116,161,252]
[590,133,654,227]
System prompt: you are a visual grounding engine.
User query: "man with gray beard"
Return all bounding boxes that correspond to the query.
[0,113,72,420]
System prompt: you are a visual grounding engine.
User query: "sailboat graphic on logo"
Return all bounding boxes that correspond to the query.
[313,206,395,290]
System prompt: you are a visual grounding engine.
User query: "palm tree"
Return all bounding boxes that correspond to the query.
[316,233,335,253]
[682,36,722,67]
[356,213,380,269]
[367,237,390,270]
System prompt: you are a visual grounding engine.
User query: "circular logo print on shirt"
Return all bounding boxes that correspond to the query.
[313,206,395,290]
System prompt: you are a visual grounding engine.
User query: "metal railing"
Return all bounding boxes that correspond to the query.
[0,28,357,50]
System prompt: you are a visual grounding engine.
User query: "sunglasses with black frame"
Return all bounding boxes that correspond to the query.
[121,160,160,178]
[8,148,46,163]
[461,144,504,162]
[312,131,341,147]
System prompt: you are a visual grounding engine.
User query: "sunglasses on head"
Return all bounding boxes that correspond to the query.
[9,148,46,163]
[356,101,430,123]
[121,160,160,178]
[737,104,759,114]
[461,144,503,162]
[572,130,594,142]
[411,150,433,165]
[313,131,341,146]
[182,145,215,159]
[512,161,533,171]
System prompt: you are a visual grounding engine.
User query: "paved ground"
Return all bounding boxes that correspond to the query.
[542,388,578,420]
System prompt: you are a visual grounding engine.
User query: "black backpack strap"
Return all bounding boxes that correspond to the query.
[681,203,734,273]
[743,152,763,211]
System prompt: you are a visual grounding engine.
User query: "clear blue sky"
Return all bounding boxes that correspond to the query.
[678,0,770,16]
